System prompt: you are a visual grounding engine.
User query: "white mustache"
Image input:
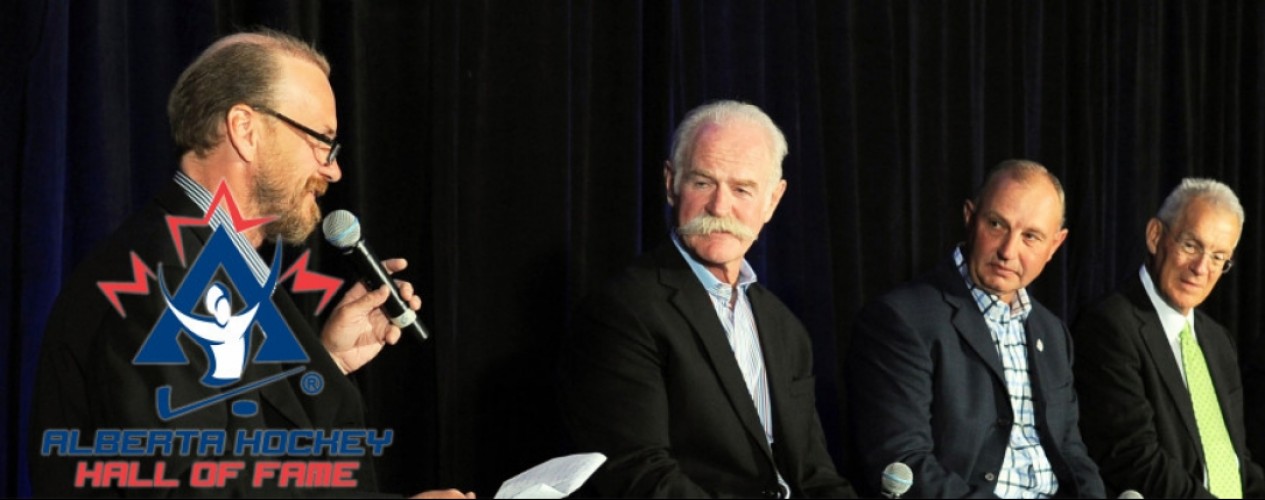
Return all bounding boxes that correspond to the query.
[676,214,756,241]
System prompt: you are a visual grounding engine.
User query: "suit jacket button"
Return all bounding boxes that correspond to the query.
[985,472,996,482]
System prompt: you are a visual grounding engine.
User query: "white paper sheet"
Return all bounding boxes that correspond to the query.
[494,452,606,499]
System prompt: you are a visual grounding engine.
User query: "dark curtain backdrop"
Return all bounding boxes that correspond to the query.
[6,0,1265,497]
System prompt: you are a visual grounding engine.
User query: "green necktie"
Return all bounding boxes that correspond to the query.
[1181,322,1242,498]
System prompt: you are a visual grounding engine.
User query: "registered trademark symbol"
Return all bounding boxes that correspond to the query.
[300,371,324,395]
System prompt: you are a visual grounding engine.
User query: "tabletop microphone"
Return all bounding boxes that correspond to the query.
[1118,490,1143,499]
[880,462,913,499]
[322,210,428,342]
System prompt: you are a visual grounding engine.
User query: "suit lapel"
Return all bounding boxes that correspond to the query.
[936,260,1006,383]
[749,286,790,451]
[1025,316,1051,407]
[1124,279,1204,451]
[156,180,314,429]
[253,286,316,428]
[1195,314,1240,447]
[657,245,774,460]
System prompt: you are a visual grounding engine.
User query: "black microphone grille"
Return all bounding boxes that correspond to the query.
[322,209,361,249]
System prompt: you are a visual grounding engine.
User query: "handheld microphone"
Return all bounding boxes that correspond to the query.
[322,210,429,342]
[1118,490,1143,499]
[880,462,913,499]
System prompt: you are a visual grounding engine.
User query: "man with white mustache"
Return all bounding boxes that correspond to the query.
[560,100,856,498]
[846,160,1105,498]
[678,213,757,242]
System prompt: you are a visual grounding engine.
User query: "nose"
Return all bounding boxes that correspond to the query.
[996,232,1020,261]
[1189,252,1212,276]
[706,186,733,216]
[320,158,342,183]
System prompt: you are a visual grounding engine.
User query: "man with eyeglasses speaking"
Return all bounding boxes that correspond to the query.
[1072,178,1265,498]
[30,29,470,498]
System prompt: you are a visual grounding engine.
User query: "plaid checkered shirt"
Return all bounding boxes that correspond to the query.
[955,247,1058,498]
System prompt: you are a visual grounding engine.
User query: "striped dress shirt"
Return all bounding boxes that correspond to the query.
[174,172,272,285]
[673,235,789,497]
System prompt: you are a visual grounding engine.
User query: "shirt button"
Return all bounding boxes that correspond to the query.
[985,472,996,482]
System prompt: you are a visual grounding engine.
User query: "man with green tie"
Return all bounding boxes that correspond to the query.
[1073,178,1265,498]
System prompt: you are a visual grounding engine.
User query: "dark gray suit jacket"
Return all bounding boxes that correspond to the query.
[560,242,855,498]
[847,256,1104,498]
[30,180,377,497]
[1072,273,1265,498]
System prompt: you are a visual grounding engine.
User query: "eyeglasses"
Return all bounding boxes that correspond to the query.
[252,106,341,166]
[1162,223,1234,273]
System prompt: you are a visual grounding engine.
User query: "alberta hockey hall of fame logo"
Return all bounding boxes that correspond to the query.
[38,182,393,491]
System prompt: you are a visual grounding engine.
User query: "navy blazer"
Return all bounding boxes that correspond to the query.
[846,256,1103,498]
[1072,274,1265,498]
[560,242,855,498]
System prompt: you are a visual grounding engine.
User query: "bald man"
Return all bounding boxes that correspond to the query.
[847,160,1104,498]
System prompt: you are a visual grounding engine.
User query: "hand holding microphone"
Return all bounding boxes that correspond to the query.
[323,210,429,343]
[317,210,429,374]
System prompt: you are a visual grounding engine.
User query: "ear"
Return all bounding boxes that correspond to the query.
[225,104,262,164]
[1045,227,1070,262]
[663,161,677,207]
[1145,218,1163,256]
[963,199,976,227]
[763,179,788,222]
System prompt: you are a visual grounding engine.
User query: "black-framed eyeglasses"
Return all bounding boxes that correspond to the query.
[1160,222,1234,273]
[252,106,341,166]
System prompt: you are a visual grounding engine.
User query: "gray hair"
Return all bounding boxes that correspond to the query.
[975,158,1067,227]
[668,100,788,194]
[168,28,330,157]
[1157,177,1245,225]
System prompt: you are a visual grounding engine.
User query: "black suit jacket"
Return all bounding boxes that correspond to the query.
[559,242,855,498]
[1072,273,1265,498]
[29,180,378,497]
[847,256,1104,498]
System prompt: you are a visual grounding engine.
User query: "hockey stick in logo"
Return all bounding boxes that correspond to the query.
[155,366,306,421]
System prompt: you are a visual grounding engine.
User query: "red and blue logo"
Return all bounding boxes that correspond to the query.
[41,181,392,491]
[96,181,342,420]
